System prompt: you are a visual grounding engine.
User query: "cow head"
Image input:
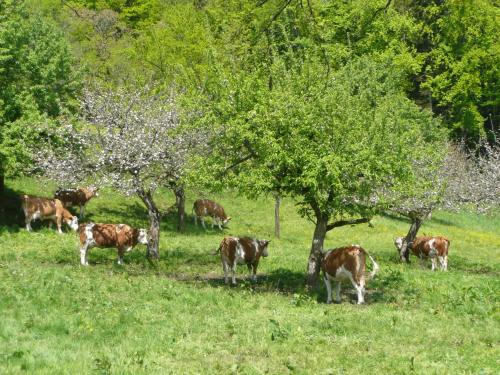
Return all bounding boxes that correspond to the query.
[394,237,404,251]
[90,186,99,197]
[67,216,79,231]
[223,216,232,225]
[259,239,271,257]
[138,229,148,245]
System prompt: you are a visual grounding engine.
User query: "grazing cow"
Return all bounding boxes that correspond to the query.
[78,223,148,266]
[216,236,270,284]
[54,187,99,218]
[394,236,450,271]
[321,245,379,304]
[21,195,79,233]
[193,199,231,230]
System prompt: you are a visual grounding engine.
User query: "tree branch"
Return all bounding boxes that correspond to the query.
[326,217,371,232]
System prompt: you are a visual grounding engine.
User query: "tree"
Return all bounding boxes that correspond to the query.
[201,54,446,287]
[390,137,500,262]
[34,85,206,257]
[0,0,80,193]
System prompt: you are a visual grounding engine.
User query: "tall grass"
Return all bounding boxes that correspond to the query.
[0,177,498,374]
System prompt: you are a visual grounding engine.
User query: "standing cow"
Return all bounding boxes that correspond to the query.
[321,245,379,304]
[394,236,450,271]
[193,199,231,230]
[216,236,270,284]
[54,186,99,218]
[21,195,79,233]
[78,223,148,266]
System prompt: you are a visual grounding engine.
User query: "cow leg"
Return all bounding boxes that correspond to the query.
[216,218,222,230]
[231,261,237,285]
[25,217,32,231]
[56,215,63,234]
[335,282,342,303]
[419,254,426,269]
[438,256,446,271]
[443,255,448,271]
[80,205,85,219]
[201,217,206,230]
[223,260,229,284]
[80,244,89,266]
[117,247,125,265]
[431,257,437,271]
[323,274,333,304]
[348,274,365,304]
[251,263,258,282]
[247,264,252,279]
[211,216,216,229]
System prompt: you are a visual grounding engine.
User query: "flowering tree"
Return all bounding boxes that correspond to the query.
[35,86,205,258]
[201,55,447,287]
[391,139,500,262]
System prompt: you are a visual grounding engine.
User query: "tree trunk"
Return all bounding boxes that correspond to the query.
[173,185,186,232]
[399,216,423,262]
[137,189,161,259]
[274,194,280,239]
[306,214,328,289]
[0,174,4,195]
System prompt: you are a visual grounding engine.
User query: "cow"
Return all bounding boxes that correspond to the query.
[193,199,231,230]
[21,195,79,233]
[321,245,379,305]
[394,236,450,271]
[78,223,148,266]
[216,236,270,284]
[54,186,99,218]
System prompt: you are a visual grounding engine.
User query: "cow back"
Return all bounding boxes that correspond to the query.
[79,224,117,247]
[411,236,449,257]
[194,199,226,219]
[22,195,58,217]
[322,246,366,283]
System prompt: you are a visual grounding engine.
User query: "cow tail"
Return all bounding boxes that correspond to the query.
[364,250,379,280]
[213,242,223,256]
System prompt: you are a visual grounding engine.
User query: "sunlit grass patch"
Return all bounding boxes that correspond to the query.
[0,177,498,374]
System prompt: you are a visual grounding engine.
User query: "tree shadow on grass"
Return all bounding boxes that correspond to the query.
[447,254,498,276]
[92,203,231,236]
[380,212,411,224]
[0,186,24,233]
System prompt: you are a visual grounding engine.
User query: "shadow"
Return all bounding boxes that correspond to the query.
[425,216,456,227]
[446,254,498,276]
[0,186,26,233]
[93,203,231,236]
[380,212,411,224]
[92,203,149,227]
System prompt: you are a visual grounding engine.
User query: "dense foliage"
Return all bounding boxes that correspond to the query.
[0,0,80,187]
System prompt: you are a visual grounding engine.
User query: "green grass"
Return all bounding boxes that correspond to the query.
[0,177,499,374]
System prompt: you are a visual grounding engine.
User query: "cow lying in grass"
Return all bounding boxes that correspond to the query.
[78,223,148,266]
[394,236,450,271]
[216,236,270,284]
[54,186,99,218]
[321,245,379,304]
[193,199,231,230]
[21,195,79,233]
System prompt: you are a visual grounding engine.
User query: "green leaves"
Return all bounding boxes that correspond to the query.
[0,1,80,178]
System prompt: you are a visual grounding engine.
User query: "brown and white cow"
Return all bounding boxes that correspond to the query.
[193,199,231,230]
[394,236,450,271]
[78,223,148,266]
[54,186,99,218]
[216,236,270,284]
[21,195,79,233]
[321,245,379,304]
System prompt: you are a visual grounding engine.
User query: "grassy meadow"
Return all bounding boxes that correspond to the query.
[0,177,499,374]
